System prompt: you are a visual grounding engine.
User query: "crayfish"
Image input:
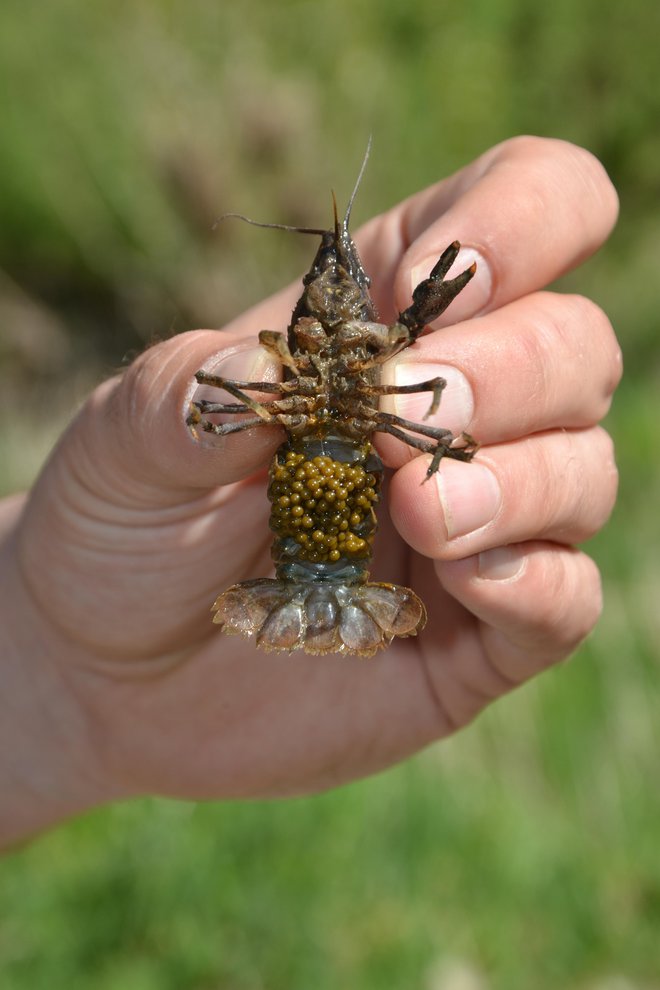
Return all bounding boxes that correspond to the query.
[188,145,477,656]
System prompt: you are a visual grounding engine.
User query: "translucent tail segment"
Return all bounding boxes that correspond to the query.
[211,579,426,657]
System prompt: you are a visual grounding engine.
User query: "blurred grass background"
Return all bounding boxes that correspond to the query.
[1,0,659,988]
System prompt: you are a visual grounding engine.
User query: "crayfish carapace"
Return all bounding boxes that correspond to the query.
[188,145,477,656]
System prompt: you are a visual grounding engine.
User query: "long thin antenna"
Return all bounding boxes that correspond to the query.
[213,212,327,236]
[343,135,372,230]
[215,137,373,237]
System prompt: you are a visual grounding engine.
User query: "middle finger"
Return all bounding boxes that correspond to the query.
[378,289,621,467]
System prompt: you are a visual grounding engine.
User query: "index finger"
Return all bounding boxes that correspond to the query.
[356,135,619,325]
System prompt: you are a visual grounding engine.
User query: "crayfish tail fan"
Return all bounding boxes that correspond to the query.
[211,580,426,658]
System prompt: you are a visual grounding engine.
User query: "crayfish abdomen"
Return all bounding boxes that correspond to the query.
[213,439,424,656]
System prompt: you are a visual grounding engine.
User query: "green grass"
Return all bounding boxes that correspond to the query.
[1,1,660,987]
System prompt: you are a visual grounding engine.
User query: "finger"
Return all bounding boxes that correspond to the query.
[422,543,602,727]
[388,426,618,560]
[67,330,283,506]
[357,136,619,325]
[376,290,622,461]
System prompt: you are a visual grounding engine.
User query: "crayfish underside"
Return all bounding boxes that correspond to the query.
[188,166,477,657]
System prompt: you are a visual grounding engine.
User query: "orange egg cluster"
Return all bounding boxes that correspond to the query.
[269,450,379,564]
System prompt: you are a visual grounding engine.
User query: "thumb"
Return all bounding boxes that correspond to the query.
[67,330,283,507]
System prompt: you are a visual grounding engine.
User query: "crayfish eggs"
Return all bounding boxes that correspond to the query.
[268,450,379,564]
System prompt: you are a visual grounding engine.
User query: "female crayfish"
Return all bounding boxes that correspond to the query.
[188,150,477,656]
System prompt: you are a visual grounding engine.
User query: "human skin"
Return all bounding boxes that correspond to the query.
[0,137,621,848]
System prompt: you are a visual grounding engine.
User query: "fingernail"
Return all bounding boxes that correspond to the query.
[393,362,474,436]
[199,343,275,381]
[436,459,501,539]
[477,546,526,581]
[410,246,491,327]
[191,343,277,403]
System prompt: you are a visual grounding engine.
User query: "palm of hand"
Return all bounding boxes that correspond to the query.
[17,395,472,800]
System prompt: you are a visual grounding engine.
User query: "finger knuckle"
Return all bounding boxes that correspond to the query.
[542,140,619,224]
[497,134,566,162]
[568,555,604,646]
[522,291,595,367]
[594,427,620,519]
[535,552,603,652]
[539,292,602,352]
[527,429,616,544]
[568,294,623,404]
[507,434,565,538]
[562,428,618,540]
[528,293,622,423]
[498,136,619,234]
[562,291,603,325]
[601,328,624,401]
[532,553,576,639]
[564,144,620,224]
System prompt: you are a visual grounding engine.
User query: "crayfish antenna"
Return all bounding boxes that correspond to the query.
[213,213,327,236]
[343,135,372,231]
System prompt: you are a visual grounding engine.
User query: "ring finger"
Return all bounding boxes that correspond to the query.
[388,424,618,560]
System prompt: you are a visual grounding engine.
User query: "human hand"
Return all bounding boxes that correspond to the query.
[4,136,620,839]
